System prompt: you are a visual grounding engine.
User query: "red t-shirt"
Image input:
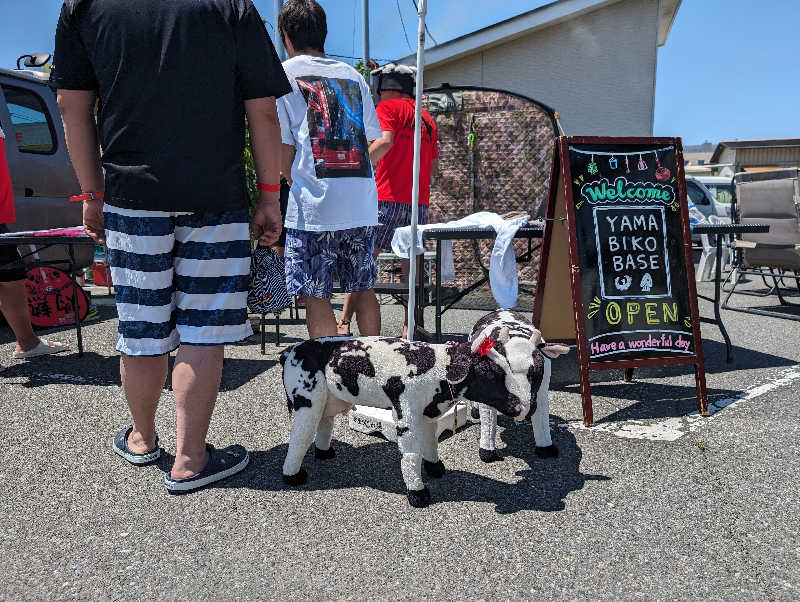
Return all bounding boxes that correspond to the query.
[374,98,438,206]
[0,129,16,225]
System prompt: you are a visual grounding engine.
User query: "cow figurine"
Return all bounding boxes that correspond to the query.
[469,311,570,463]
[279,333,528,508]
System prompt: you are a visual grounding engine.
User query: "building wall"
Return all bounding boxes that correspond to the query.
[421,0,660,136]
[735,147,800,170]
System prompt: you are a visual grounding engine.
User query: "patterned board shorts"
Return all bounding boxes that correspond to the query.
[374,201,429,251]
[104,204,252,356]
[284,226,377,299]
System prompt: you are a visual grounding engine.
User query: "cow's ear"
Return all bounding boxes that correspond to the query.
[445,343,472,384]
[529,329,543,347]
[498,327,510,344]
[471,331,488,354]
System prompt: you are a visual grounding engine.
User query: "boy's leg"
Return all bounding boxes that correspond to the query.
[0,279,43,353]
[170,344,223,477]
[338,226,380,336]
[105,205,181,454]
[284,228,338,339]
[171,209,252,477]
[121,354,169,452]
[338,247,380,335]
[305,297,337,338]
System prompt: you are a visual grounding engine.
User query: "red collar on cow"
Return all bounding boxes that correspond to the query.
[476,337,495,356]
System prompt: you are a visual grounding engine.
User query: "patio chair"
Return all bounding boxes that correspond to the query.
[722,168,800,318]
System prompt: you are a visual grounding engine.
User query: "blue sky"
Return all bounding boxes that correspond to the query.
[1,0,797,144]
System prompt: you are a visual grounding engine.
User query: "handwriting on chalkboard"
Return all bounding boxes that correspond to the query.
[588,331,693,358]
[567,141,694,363]
[580,176,675,205]
[594,206,671,299]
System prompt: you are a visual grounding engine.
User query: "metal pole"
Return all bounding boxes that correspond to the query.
[406,0,426,340]
[274,0,285,60]
[362,0,370,70]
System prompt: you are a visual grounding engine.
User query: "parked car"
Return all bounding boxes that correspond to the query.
[688,175,732,217]
[0,54,91,269]
[685,176,717,220]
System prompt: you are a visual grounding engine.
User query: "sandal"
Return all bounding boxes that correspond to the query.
[13,339,69,359]
[164,443,249,493]
[112,424,161,465]
[337,318,352,336]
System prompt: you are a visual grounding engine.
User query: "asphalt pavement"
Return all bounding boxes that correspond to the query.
[0,277,798,600]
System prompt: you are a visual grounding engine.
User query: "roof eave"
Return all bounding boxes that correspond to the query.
[397,0,682,68]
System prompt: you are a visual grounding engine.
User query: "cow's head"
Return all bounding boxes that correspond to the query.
[445,331,528,419]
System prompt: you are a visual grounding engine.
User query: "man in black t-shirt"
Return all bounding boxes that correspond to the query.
[52,0,291,492]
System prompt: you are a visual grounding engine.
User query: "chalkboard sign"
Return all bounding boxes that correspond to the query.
[533,136,707,426]
[568,142,694,361]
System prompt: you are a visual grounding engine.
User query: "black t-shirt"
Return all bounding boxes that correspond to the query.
[51,0,291,212]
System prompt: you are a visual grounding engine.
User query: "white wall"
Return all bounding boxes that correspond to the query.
[421,0,660,136]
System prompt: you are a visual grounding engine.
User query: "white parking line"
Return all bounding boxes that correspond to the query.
[558,365,800,442]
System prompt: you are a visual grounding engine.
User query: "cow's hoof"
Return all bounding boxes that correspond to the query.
[282,468,308,486]
[479,448,503,463]
[407,486,431,508]
[314,445,336,460]
[471,407,480,420]
[535,444,559,459]
[423,459,446,478]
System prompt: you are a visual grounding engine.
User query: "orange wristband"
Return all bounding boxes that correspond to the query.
[69,191,104,202]
[257,182,280,193]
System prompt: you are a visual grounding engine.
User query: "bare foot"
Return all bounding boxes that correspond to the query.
[337,319,351,335]
[127,427,157,454]
[170,448,210,480]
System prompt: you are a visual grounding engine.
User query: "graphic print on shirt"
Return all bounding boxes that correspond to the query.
[296,77,373,179]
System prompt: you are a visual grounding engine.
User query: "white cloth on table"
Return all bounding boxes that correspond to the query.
[391,211,529,309]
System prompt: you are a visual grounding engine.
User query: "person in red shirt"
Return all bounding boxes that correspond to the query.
[338,64,438,338]
[0,126,68,366]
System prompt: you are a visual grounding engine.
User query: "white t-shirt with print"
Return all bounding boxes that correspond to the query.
[277,55,381,232]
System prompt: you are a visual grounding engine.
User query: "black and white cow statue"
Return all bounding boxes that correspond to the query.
[469,310,570,463]
[279,333,528,508]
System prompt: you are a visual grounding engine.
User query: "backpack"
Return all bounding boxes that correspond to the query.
[25,266,90,328]
[247,245,291,315]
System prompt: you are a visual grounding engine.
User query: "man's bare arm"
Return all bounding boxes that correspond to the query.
[245,97,283,246]
[368,130,394,165]
[280,143,295,186]
[57,89,105,242]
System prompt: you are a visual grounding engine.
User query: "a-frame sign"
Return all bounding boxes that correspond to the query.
[533,136,708,426]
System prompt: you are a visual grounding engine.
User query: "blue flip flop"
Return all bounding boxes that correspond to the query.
[164,443,249,494]
[112,424,161,465]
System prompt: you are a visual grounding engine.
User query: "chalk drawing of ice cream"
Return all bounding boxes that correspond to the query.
[640,273,653,292]
[615,275,633,291]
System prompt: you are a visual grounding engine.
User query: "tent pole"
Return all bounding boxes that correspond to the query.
[407,0,427,341]
[274,0,285,60]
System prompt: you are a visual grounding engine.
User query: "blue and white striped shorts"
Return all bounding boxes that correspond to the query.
[104,204,252,356]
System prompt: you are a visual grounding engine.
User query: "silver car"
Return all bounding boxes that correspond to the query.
[0,55,91,268]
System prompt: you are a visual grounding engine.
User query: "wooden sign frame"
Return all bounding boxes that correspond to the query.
[534,136,708,426]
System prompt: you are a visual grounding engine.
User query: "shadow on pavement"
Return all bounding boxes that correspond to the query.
[0,351,122,387]
[1,353,276,390]
[215,415,609,514]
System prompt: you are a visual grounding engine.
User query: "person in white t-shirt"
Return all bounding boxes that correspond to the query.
[277,0,382,338]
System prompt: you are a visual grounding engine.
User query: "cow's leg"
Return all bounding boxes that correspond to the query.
[397,406,430,508]
[314,415,336,460]
[282,383,328,485]
[533,359,558,458]
[478,404,502,463]
[421,417,445,478]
